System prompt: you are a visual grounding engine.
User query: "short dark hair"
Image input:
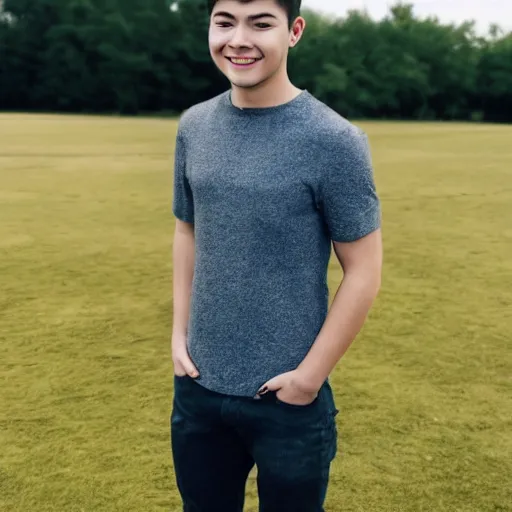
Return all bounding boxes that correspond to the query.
[207,0,301,29]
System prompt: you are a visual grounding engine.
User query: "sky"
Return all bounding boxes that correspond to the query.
[302,0,512,35]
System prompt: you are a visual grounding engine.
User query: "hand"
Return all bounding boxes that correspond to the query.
[172,334,199,378]
[257,370,320,406]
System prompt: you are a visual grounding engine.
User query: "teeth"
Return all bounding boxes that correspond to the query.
[231,58,256,64]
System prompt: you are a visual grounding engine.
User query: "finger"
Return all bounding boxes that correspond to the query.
[181,357,199,378]
[173,362,186,376]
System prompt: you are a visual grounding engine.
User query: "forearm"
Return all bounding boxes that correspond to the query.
[172,222,195,338]
[297,270,381,391]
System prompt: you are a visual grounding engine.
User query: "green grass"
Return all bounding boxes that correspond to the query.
[1,114,511,512]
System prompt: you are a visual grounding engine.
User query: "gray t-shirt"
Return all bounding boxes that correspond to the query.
[173,90,381,397]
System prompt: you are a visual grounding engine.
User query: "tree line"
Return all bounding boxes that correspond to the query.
[0,0,511,121]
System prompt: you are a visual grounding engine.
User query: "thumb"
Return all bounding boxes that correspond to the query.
[182,355,199,378]
[258,375,282,394]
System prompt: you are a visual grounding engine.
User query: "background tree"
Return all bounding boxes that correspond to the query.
[0,0,510,121]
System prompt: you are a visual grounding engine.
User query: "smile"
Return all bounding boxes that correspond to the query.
[226,57,261,67]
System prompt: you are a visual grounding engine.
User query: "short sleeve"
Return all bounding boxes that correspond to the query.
[172,130,194,223]
[318,128,381,242]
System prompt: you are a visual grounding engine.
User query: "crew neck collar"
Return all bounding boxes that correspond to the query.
[223,89,309,116]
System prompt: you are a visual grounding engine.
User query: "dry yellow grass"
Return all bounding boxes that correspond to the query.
[0,114,511,511]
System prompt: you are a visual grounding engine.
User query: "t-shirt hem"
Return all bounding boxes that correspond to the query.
[173,208,194,224]
[330,206,381,243]
[192,377,260,398]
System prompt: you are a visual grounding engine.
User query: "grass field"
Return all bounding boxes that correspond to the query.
[0,113,511,512]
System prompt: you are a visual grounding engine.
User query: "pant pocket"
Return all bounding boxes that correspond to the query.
[273,392,320,410]
[318,406,338,464]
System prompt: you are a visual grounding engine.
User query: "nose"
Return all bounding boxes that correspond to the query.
[228,25,252,48]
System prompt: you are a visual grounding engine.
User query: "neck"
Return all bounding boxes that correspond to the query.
[230,69,301,109]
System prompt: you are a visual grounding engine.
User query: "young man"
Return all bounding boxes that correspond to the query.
[170,0,382,510]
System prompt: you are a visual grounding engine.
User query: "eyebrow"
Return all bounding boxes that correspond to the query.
[213,11,278,21]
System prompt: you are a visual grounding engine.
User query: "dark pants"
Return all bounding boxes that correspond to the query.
[170,375,339,512]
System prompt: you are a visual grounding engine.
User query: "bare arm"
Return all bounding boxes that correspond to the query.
[297,228,383,390]
[172,219,199,377]
[259,228,382,400]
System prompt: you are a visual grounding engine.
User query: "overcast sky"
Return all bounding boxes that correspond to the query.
[302,0,511,35]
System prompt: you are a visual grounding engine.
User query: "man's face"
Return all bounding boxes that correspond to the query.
[209,0,295,90]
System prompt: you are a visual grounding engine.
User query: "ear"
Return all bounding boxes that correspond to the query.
[289,16,306,48]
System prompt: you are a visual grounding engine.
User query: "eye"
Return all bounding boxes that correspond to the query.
[216,21,232,28]
[255,22,271,29]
